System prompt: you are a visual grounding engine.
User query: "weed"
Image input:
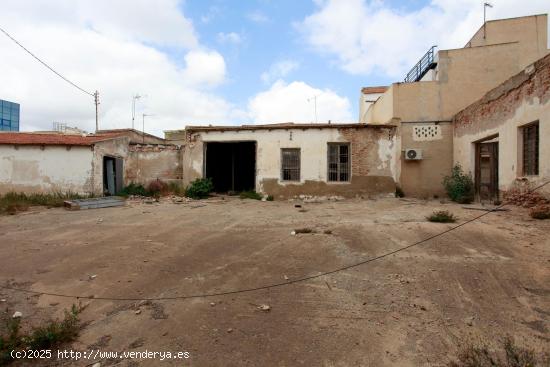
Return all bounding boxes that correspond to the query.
[266,195,274,201]
[120,182,149,197]
[529,205,550,219]
[168,181,185,196]
[185,178,213,199]
[443,164,474,204]
[395,186,405,198]
[0,305,83,365]
[427,210,457,223]
[239,191,262,200]
[448,336,547,367]
[0,192,88,215]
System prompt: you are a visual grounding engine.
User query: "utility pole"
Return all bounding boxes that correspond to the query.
[94,90,100,132]
[483,2,493,39]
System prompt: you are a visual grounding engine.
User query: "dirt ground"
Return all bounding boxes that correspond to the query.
[0,196,549,366]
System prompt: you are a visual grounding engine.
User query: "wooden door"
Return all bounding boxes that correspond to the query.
[475,142,499,202]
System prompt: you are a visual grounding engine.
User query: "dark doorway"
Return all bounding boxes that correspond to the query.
[475,138,499,202]
[103,156,123,195]
[205,142,256,192]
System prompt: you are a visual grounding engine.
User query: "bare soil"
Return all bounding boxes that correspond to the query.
[1,197,549,366]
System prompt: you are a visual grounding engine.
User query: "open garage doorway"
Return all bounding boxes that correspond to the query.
[205,142,256,193]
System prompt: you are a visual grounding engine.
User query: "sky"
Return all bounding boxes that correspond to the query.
[0,0,549,136]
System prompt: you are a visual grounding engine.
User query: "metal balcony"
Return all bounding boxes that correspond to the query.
[404,46,437,83]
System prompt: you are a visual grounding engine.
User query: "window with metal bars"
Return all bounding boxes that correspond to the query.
[281,148,300,181]
[327,143,350,182]
[522,122,539,176]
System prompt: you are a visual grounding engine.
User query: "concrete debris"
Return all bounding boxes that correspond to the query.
[227,328,233,333]
[283,275,289,280]
[0,299,6,302]
[293,195,345,203]
[257,304,271,312]
[290,231,296,236]
[12,311,22,318]
[210,302,216,307]
[135,309,142,315]
[89,274,97,280]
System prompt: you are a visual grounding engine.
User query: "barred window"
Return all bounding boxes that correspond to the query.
[281,148,300,181]
[328,143,350,182]
[522,122,539,176]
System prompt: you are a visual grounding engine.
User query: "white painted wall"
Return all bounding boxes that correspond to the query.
[193,127,396,192]
[0,145,94,194]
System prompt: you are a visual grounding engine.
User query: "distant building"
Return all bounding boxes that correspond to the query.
[0,99,20,131]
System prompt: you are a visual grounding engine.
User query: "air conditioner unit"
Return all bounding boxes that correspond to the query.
[405,149,423,160]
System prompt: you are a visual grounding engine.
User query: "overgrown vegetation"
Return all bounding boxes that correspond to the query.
[529,205,550,220]
[395,186,405,198]
[427,210,457,223]
[0,192,88,215]
[120,182,149,197]
[266,195,274,201]
[448,336,549,367]
[443,164,474,204]
[239,191,262,200]
[185,178,213,199]
[0,305,83,365]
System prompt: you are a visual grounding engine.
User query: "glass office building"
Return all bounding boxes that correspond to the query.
[0,99,20,131]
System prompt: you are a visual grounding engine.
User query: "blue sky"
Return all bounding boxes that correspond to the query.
[0,0,549,135]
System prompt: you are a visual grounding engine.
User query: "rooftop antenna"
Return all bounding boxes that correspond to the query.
[307,95,319,123]
[132,94,147,129]
[483,2,493,39]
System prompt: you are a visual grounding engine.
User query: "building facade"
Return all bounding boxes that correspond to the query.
[168,124,398,199]
[0,99,20,131]
[360,14,549,198]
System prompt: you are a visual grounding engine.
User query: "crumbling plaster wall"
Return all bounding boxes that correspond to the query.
[454,54,550,195]
[125,144,183,186]
[183,127,398,198]
[0,145,94,194]
[91,137,129,194]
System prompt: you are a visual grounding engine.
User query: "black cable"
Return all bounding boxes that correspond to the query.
[0,25,94,97]
[2,180,548,301]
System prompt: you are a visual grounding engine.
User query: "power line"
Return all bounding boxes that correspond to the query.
[2,180,549,302]
[0,25,94,97]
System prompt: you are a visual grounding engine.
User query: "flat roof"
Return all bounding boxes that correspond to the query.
[182,122,395,133]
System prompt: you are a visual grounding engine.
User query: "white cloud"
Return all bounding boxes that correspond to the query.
[0,0,235,136]
[247,10,269,23]
[182,50,227,87]
[247,80,353,123]
[298,0,550,78]
[261,60,300,84]
[217,32,243,45]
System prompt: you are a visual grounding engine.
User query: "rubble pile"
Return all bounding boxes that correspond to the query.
[503,188,549,208]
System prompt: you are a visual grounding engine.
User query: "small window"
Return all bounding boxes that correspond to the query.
[522,122,539,176]
[328,143,350,182]
[281,148,300,181]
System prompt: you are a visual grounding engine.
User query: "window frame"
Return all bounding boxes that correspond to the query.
[280,148,301,182]
[327,143,351,183]
[521,121,539,176]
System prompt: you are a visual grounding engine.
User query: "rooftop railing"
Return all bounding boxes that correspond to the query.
[404,46,437,83]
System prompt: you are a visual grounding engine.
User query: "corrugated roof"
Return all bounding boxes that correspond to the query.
[0,132,117,146]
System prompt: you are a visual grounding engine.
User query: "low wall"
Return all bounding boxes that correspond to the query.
[0,145,94,194]
[125,144,183,186]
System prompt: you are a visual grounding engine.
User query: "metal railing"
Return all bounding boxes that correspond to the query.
[404,45,437,83]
